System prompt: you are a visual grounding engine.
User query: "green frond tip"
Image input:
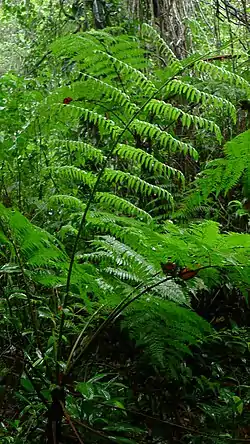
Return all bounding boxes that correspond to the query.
[195,60,250,94]
[131,119,198,159]
[164,79,236,123]
[95,192,152,222]
[146,99,222,142]
[49,139,105,163]
[48,195,86,212]
[53,75,138,116]
[53,166,97,188]
[104,169,174,204]
[114,143,185,182]
[50,104,122,140]
[141,23,180,68]
[94,50,157,96]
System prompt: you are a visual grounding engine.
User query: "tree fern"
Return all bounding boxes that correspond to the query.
[6,24,242,224]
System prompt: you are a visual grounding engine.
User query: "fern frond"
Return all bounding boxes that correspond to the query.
[95,192,152,221]
[181,130,250,217]
[52,166,96,188]
[0,204,68,275]
[51,76,138,116]
[48,195,86,212]
[165,79,236,122]
[145,99,222,142]
[104,169,174,202]
[195,60,250,94]
[104,266,142,284]
[223,130,250,193]
[49,139,105,163]
[50,104,122,139]
[141,23,180,68]
[131,119,198,159]
[114,143,185,181]
[93,50,157,95]
[122,297,212,373]
[90,235,157,276]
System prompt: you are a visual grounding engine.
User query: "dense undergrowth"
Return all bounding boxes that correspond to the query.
[1,2,250,443]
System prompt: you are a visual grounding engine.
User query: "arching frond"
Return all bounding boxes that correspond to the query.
[141,23,181,69]
[131,119,198,158]
[48,195,86,212]
[180,130,250,217]
[195,60,250,93]
[104,169,174,202]
[49,104,122,139]
[93,50,157,95]
[95,192,152,221]
[114,143,185,181]
[49,139,105,164]
[52,166,97,188]
[164,79,236,122]
[122,297,211,373]
[145,99,222,142]
[51,76,138,116]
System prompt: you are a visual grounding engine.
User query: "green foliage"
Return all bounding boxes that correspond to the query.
[180,130,250,217]
[123,297,211,373]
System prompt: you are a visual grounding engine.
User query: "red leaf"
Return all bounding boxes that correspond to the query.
[161,262,177,275]
[179,268,198,280]
[63,97,73,104]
